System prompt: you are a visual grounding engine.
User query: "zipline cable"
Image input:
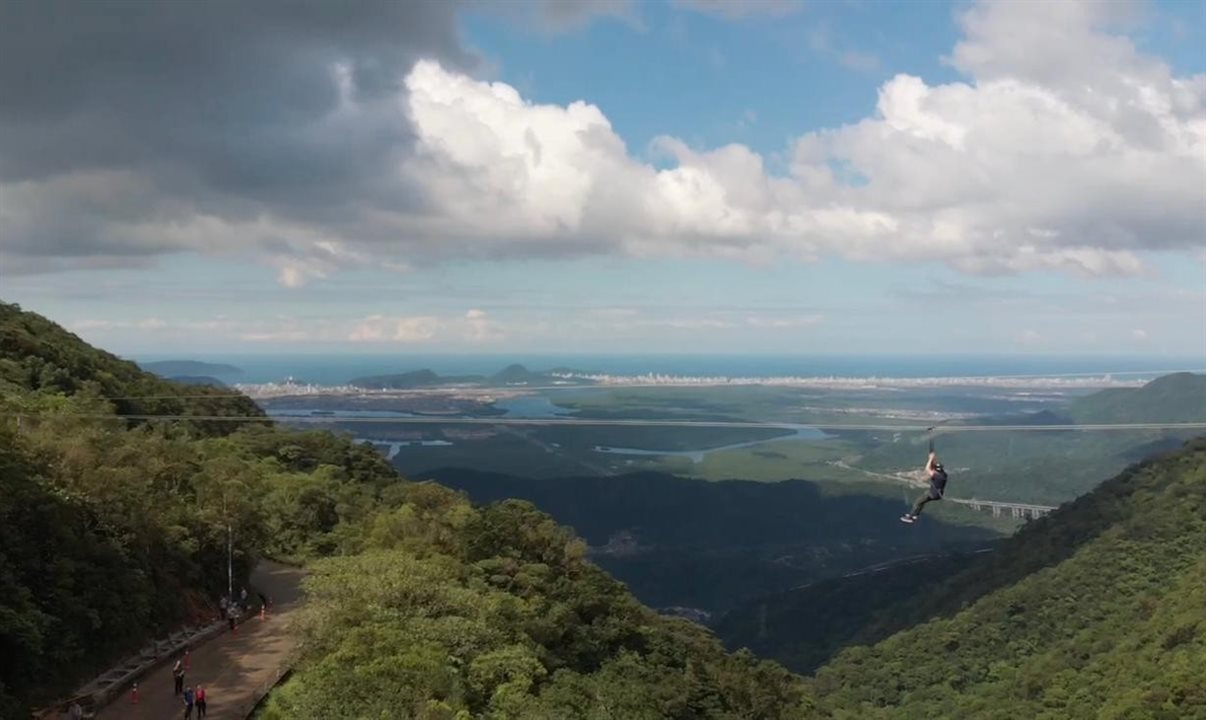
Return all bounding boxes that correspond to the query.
[4,412,1206,433]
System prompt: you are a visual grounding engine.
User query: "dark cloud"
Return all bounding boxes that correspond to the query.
[1,1,473,174]
[0,0,476,271]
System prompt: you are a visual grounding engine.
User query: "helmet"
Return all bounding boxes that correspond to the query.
[933,463,945,472]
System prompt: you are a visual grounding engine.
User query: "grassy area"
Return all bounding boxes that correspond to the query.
[555,385,819,423]
[552,384,1068,424]
[392,431,603,479]
[641,438,862,482]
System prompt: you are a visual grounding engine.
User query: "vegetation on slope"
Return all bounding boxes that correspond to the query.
[715,553,979,674]
[1067,372,1206,424]
[262,493,810,719]
[0,302,263,433]
[806,438,1206,718]
[138,360,243,378]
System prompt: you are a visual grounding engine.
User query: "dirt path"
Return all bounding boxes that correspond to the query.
[97,561,304,720]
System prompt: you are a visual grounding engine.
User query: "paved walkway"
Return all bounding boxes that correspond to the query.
[97,561,304,720]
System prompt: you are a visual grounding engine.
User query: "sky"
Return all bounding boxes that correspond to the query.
[1,0,1204,357]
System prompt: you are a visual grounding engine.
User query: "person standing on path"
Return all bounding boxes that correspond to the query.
[182,686,195,719]
[172,657,185,695]
[195,685,207,718]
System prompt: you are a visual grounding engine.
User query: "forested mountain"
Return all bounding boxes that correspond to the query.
[1067,371,1206,424]
[0,303,262,432]
[715,553,980,674]
[725,438,1206,718]
[0,303,810,718]
[138,360,243,379]
[349,363,592,389]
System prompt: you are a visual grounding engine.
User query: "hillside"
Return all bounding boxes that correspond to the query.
[803,437,1206,718]
[1068,372,1206,424]
[0,302,263,430]
[349,364,595,389]
[715,553,980,674]
[165,375,228,387]
[139,360,243,378]
[0,303,813,718]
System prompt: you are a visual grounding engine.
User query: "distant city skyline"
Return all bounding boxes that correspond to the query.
[2,0,1203,356]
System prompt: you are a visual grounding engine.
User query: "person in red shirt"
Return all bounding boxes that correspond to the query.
[195,685,207,717]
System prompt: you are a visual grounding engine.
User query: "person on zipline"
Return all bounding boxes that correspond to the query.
[901,449,947,523]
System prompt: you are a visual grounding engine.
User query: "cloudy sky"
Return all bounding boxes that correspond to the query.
[2,0,1204,356]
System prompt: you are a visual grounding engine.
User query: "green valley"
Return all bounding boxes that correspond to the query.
[4,301,1204,720]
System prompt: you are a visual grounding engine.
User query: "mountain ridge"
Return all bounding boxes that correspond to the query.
[348,363,595,389]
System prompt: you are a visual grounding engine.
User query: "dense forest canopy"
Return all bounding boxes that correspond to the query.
[2,301,1203,719]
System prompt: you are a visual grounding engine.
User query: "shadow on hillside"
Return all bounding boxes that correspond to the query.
[714,551,978,674]
[424,469,1001,613]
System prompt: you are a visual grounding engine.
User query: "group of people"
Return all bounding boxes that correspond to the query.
[218,587,271,630]
[172,658,208,717]
[169,587,273,717]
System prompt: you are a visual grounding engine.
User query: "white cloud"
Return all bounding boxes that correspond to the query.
[347,315,440,343]
[463,309,506,343]
[395,0,1205,278]
[1131,328,1149,340]
[672,0,804,20]
[744,314,824,329]
[70,312,489,345]
[570,309,824,334]
[839,50,880,73]
[736,108,758,132]
[71,317,212,332]
[5,0,1203,283]
[807,25,880,73]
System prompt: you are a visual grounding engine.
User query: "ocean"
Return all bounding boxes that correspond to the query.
[130,353,1205,386]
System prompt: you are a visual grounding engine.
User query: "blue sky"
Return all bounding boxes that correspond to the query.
[2,0,1204,358]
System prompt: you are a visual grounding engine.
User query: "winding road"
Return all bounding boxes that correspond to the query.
[97,561,304,720]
